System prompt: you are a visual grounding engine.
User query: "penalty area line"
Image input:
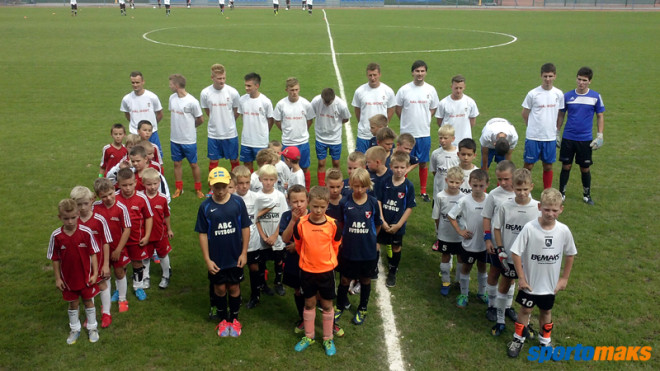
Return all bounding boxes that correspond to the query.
[322,9,405,371]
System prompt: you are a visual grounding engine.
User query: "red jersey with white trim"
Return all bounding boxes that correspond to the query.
[47,225,100,291]
[115,190,153,245]
[93,200,131,249]
[100,144,128,175]
[79,213,113,280]
[149,160,163,174]
[147,192,170,242]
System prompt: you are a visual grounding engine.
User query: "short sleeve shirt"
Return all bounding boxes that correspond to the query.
[200,84,241,140]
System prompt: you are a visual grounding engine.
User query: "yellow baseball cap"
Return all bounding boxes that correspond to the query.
[208,167,231,185]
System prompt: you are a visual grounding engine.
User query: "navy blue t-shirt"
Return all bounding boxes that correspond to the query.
[375,177,417,236]
[368,168,392,197]
[339,194,382,261]
[341,178,352,197]
[195,194,251,270]
[280,209,301,278]
[326,202,342,221]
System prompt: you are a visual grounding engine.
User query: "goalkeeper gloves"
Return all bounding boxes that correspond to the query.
[590,132,604,150]
[556,129,562,148]
[497,246,510,273]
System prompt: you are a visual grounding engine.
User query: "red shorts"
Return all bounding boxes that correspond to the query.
[111,247,131,269]
[126,243,149,261]
[62,284,99,301]
[145,238,172,258]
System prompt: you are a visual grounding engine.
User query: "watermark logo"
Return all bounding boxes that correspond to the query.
[528,345,652,363]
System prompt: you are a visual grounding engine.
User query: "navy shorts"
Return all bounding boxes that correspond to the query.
[460,248,487,265]
[208,137,239,161]
[488,253,518,279]
[377,231,403,246]
[411,136,431,163]
[315,140,342,161]
[524,139,556,164]
[170,142,198,163]
[338,256,378,280]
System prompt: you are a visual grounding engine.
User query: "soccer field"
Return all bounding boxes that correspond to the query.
[0,5,659,369]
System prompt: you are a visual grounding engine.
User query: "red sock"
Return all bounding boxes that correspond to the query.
[543,170,553,189]
[230,160,240,171]
[194,182,202,191]
[419,167,429,194]
[209,161,219,173]
[175,181,183,190]
[317,171,326,186]
[304,171,311,192]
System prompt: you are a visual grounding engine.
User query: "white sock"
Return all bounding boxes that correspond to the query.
[487,284,497,308]
[459,273,470,296]
[477,272,488,296]
[100,286,111,315]
[539,335,551,345]
[506,282,516,308]
[68,309,81,331]
[455,262,463,283]
[440,262,451,284]
[496,291,507,324]
[85,307,98,330]
[142,259,151,279]
[160,255,171,278]
[116,276,128,301]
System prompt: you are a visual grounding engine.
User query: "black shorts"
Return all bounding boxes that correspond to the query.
[165,4,170,9]
[460,248,487,265]
[282,250,301,289]
[208,266,244,285]
[559,139,593,168]
[300,270,336,300]
[438,240,462,255]
[247,250,264,266]
[71,4,78,9]
[377,231,403,246]
[488,253,519,279]
[516,290,555,311]
[338,256,378,280]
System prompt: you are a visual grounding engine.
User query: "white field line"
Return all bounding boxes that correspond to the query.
[322,9,405,371]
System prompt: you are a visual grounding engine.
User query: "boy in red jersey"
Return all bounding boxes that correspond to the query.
[70,186,113,328]
[100,123,127,177]
[47,199,100,344]
[115,168,153,302]
[142,168,173,289]
[93,178,132,313]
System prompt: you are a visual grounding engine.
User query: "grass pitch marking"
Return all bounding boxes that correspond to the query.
[142,27,516,56]
[323,9,405,371]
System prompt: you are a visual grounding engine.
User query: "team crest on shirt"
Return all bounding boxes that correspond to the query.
[78,243,88,248]
[398,192,405,199]
[365,211,372,219]
[545,238,552,247]
[147,102,151,108]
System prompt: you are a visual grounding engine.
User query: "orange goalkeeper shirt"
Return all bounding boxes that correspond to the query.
[294,214,342,273]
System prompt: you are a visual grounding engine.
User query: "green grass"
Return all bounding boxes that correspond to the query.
[1,6,659,369]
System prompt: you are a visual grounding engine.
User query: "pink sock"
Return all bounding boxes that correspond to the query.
[303,308,315,339]
[322,308,334,341]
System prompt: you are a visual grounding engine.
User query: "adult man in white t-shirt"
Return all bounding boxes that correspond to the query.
[120,71,164,154]
[273,77,315,190]
[311,88,351,186]
[237,72,274,172]
[200,64,241,174]
[351,62,396,153]
[395,60,439,202]
[168,74,204,199]
[479,117,518,171]
[435,74,479,147]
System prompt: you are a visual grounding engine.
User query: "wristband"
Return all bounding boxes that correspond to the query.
[484,231,492,241]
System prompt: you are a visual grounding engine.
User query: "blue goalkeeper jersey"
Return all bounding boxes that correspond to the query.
[561,89,605,141]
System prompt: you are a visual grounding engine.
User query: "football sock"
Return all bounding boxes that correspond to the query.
[116,276,127,301]
[477,272,488,296]
[317,171,326,186]
[68,309,81,331]
[194,182,202,191]
[294,294,305,318]
[160,255,171,278]
[132,266,144,290]
[542,170,553,189]
[142,258,151,280]
[539,322,553,345]
[209,161,219,173]
[513,321,526,341]
[496,291,507,324]
[440,262,451,284]
[459,273,470,296]
[506,283,515,308]
[322,309,334,341]
[228,295,241,321]
[582,173,591,196]
[216,294,228,321]
[85,307,98,330]
[230,160,240,171]
[304,171,311,192]
[175,181,183,190]
[388,251,401,275]
[487,284,497,308]
[559,169,570,194]
[274,263,283,285]
[358,283,371,311]
[455,262,463,283]
[100,286,111,315]
[249,270,260,299]
[336,284,349,310]
[303,308,315,339]
[419,167,428,194]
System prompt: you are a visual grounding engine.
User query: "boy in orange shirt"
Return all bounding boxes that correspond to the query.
[293,186,342,356]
